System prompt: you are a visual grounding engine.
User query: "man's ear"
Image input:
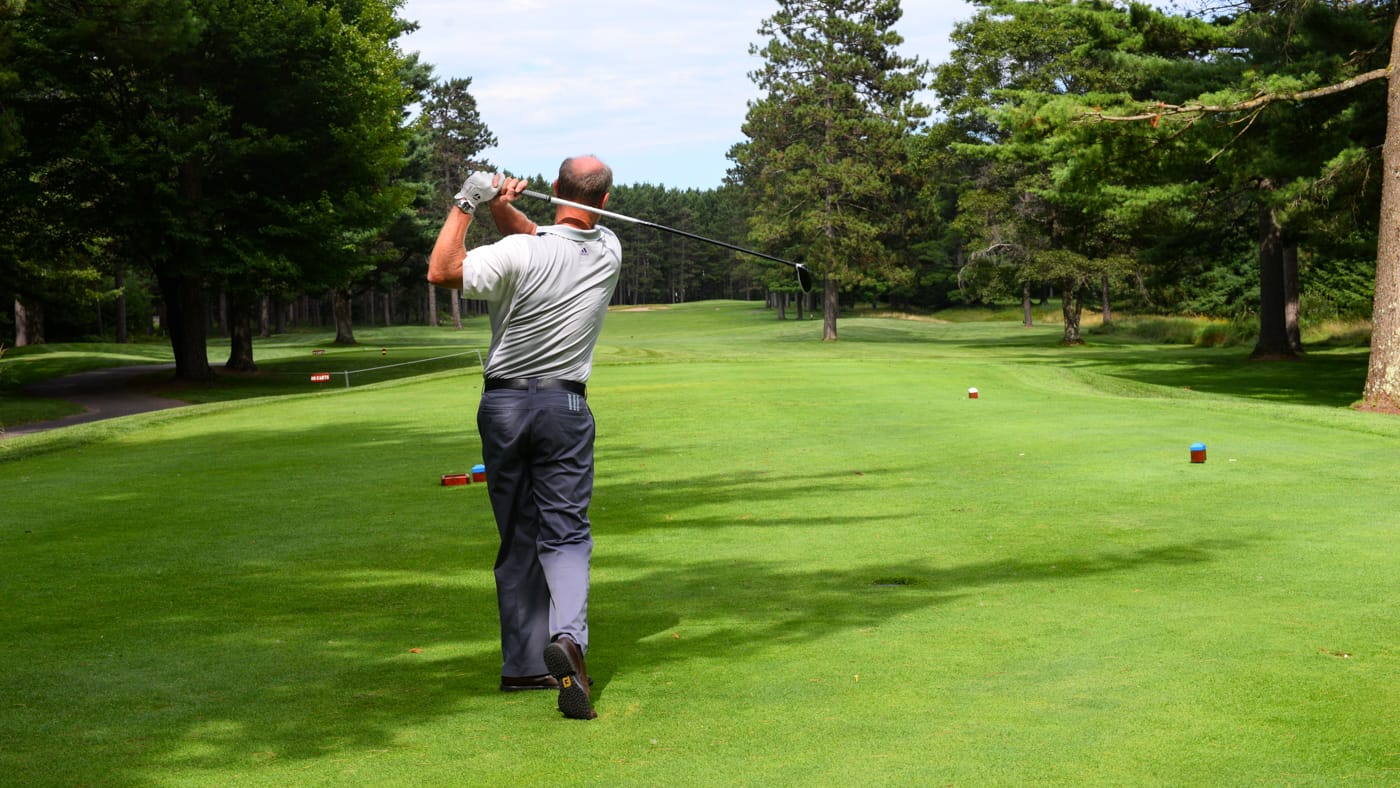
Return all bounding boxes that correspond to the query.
[552,180,559,196]
[600,192,610,210]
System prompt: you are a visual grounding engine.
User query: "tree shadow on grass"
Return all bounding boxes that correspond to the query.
[0,531,1248,784]
[593,538,1248,690]
[1062,348,1369,408]
[0,415,1254,783]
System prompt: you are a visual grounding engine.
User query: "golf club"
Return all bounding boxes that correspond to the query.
[520,189,815,294]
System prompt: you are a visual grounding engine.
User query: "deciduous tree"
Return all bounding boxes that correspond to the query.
[3,0,417,378]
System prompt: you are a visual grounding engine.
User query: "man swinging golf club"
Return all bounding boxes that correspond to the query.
[428,155,621,721]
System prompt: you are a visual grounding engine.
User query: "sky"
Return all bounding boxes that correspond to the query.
[396,0,975,190]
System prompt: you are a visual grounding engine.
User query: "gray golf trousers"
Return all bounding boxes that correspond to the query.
[477,385,594,677]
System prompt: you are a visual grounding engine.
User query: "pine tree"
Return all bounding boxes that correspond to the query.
[730,0,929,339]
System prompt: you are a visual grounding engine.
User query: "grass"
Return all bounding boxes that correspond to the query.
[2,301,1397,785]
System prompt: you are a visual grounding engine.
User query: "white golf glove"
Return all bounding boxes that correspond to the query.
[453,171,499,215]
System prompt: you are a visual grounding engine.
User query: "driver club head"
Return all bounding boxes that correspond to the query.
[796,264,814,293]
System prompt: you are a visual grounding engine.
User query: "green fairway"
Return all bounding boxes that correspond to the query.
[2,302,1396,785]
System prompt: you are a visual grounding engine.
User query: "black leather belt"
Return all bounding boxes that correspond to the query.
[484,378,587,397]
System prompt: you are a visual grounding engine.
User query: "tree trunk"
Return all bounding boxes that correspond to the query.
[428,283,439,327]
[1252,199,1294,359]
[1283,243,1301,353]
[819,101,840,341]
[1022,282,1033,327]
[777,292,787,320]
[1362,18,1400,412]
[226,294,258,373]
[156,273,213,381]
[451,290,462,329]
[822,275,838,341]
[333,289,357,345]
[1100,274,1112,326]
[1060,281,1084,345]
[115,266,129,344]
[14,298,43,346]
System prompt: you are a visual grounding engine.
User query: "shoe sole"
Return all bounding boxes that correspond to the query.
[544,641,597,720]
[499,682,557,692]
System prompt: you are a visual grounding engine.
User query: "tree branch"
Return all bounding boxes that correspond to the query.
[1084,66,1391,124]
[970,242,1024,260]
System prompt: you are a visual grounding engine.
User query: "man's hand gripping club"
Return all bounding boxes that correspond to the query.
[429,170,536,289]
[452,171,500,215]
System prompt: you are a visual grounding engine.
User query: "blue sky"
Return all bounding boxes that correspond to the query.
[396,0,975,190]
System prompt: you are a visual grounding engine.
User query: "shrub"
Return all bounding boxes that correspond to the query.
[1194,321,1229,347]
[1124,317,1201,344]
[1221,314,1258,348]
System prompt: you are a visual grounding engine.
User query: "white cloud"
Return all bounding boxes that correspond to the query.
[398,0,972,188]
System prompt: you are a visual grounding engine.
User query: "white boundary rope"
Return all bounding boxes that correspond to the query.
[327,349,484,388]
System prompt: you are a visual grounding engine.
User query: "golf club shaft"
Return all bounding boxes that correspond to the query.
[520,189,807,273]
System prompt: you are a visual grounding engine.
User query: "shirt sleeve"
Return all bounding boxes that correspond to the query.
[462,235,530,299]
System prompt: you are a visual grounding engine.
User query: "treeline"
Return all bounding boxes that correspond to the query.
[604,184,813,305]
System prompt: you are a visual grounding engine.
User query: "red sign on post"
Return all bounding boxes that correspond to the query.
[310,373,332,383]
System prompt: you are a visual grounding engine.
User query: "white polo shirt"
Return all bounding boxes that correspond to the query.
[462,224,622,383]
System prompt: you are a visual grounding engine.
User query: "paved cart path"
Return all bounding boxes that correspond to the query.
[3,364,188,439]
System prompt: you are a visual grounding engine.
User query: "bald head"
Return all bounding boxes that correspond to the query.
[556,156,613,207]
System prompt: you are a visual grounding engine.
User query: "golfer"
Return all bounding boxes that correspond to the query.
[427,156,622,721]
